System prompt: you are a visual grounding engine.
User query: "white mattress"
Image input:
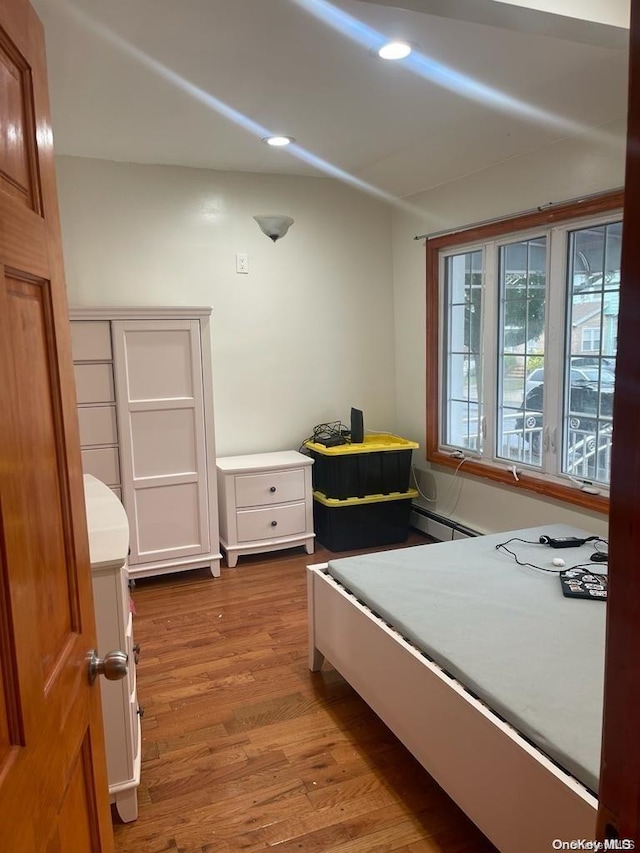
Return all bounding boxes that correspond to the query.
[327,524,606,793]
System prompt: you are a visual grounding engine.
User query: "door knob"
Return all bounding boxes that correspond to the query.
[88,649,128,685]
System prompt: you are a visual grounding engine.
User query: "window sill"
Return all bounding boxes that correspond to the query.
[428,448,609,514]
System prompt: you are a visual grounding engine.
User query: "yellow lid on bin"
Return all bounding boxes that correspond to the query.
[304,434,419,456]
[313,489,419,507]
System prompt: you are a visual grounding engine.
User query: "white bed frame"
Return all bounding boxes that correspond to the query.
[307,563,598,853]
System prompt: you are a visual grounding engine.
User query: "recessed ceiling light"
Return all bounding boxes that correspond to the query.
[377,41,412,60]
[263,135,295,147]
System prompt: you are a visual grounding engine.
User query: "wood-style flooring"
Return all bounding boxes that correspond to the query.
[113,533,497,853]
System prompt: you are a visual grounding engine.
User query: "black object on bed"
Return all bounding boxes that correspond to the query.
[559,569,607,600]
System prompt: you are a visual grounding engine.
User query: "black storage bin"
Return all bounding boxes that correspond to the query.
[304,434,418,499]
[313,489,418,552]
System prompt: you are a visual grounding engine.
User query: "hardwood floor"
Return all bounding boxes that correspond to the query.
[113,533,497,853]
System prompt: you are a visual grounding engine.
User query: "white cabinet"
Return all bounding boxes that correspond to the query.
[217,451,315,567]
[84,474,140,823]
[71,307,221,580]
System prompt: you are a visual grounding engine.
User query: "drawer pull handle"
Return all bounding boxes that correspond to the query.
[271,520,278,527]
[270,486,277,493]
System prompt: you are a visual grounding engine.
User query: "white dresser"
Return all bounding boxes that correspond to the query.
[84,474,140,823]
[71,306,221,580]
[217,451,315,567]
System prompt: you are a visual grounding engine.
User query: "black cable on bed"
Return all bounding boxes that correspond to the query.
[495,537,602,574]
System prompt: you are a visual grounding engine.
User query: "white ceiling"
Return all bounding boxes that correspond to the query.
[32,0,629,200]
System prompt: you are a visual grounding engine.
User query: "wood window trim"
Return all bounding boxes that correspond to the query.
[425,189,624,515]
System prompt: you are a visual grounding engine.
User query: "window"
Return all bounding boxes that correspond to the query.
[581,328,601,352]
[443,251,482,451]
[426,191,623,511]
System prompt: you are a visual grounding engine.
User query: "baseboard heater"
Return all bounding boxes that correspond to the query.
[410,503,480,542]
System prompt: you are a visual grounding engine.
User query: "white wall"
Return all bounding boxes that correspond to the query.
[55,156,395,457]
[56,124,626,537]
[392,117,627,536]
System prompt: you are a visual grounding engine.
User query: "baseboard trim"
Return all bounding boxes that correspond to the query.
[410,504,480,541]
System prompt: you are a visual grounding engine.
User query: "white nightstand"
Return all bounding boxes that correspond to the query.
[216,451,315,567]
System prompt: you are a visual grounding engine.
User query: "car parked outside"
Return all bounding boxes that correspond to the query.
[524,367,545,397]
[570,356,616,372]
[516,366,615,451]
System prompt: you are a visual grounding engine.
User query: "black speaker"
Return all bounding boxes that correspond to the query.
[350,407,364,444]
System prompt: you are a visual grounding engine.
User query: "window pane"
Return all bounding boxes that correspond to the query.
[497,237,546,466]
[446,399,481,452]
[563,222,621,484]
[571,226,607,292]
[443,251,483,450]
[605,221,622,277]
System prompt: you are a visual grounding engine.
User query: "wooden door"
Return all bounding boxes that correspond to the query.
[113,319,210,566]
[597,0,640,842]
[0,1,114,851]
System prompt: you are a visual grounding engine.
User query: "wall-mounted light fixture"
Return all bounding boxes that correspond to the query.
[253,215,294,242]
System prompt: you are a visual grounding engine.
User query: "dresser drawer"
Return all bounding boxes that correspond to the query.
[81,446,121,486]
[71,321,113,361]
[235,468,305,508]
[129,694,140,765]
[125,613,136,699]
[77,405,118,447]
[236,501,306,542]
[74,362,115,404]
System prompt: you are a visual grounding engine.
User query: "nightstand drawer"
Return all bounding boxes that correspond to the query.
[236,501,306,542]
[235,468,305,508]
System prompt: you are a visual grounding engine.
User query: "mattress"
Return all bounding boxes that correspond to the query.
[326,523,606,793]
